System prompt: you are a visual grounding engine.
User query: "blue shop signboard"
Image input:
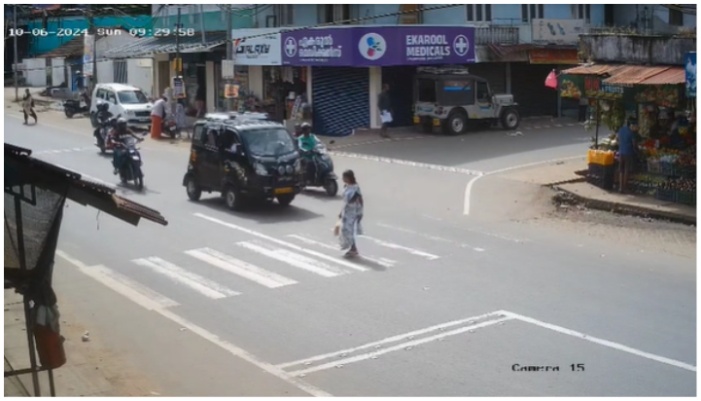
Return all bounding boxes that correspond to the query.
[685,52,696,98]
[282,26,475,67]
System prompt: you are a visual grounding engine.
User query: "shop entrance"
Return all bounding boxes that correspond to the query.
[381,66,417,127]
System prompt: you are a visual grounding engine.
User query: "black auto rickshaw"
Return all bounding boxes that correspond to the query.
[183,119,303,210]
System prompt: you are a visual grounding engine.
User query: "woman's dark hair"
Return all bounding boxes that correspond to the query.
[342,169,357,184]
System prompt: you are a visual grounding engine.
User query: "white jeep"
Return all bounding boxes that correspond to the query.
[413,67,520,135]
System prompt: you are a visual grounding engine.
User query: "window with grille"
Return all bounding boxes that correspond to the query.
[466,4,491,22]
[318,4,351,24]
[572,4,591,22]
[668,8,683,26]
[275,4,294,26]
[522,4,544,22]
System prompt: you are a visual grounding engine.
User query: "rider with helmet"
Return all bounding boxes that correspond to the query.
[109,118,143,174]
[297,122,320,180]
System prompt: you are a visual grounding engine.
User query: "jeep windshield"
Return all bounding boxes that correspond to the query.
[241,128,296,157]
[118,90,149,104]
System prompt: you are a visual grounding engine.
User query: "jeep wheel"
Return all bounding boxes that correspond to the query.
[501,108,520,130]
[443,111,467,135]
[185,176,202,201]
[277,194,295,207]
[224,186,245,211]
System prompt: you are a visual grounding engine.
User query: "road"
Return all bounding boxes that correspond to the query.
[4,114,696,396]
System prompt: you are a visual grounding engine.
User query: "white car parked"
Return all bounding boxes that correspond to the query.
[90,83,153,130]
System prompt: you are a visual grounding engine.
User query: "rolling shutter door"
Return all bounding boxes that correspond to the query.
[510,63,557,118]
[312,67,369,137]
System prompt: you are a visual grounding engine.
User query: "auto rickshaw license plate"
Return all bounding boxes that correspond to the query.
[274,187,293,195]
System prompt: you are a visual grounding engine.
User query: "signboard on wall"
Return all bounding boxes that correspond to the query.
[529,49,580,65]
[281,26,476,67]
[82,34,94,76]
[532,19,586,44]
[233,28,282,66]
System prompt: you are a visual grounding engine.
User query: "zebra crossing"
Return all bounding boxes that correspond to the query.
[59,222,458,309]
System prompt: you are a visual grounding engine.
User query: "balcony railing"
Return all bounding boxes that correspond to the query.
[475,26,519,45]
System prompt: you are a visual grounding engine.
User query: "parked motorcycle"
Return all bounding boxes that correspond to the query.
[115,136,145,190]
[301,143,338,196]
[161,115,179,139]
[63,91,91,118]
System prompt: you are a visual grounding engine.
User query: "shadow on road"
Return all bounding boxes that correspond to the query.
[198,197,324,224]
[299,188,340,202]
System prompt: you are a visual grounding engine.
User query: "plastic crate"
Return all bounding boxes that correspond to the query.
[655,188,677,203]
[587,149,615,166]
[587,163,615,190]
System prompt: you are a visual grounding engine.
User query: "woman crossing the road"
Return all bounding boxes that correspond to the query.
[338,170,364,258]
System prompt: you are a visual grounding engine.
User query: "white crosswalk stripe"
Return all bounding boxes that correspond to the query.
[185,248,297,289]
[237,241,350,278]
[132,257,240,299]
[287,234,397,268]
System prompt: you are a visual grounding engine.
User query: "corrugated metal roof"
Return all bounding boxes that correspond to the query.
[38,30,124,58]
[104,31,227,59]
[562,64,627,76]
[635,67,686,85]
[603,65,672,85]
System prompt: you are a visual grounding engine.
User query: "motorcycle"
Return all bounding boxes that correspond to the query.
[301,143,338,196]
[115,136,145,190]
[94,113,117,154]
[161,115,180,139]
[64,91,91,118]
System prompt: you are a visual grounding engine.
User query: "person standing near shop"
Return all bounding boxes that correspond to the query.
[578,97,589,122]
[378,84,392,139]
[150,96,167,140]
[617,118,639,194]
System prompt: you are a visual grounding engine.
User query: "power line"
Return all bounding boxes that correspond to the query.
[4,4,461,75]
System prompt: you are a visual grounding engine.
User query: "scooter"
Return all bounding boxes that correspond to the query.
[115,136,145,190]
[64,91,91,118]
[302,143,338,196]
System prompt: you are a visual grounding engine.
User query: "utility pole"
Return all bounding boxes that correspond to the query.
[226,5,234,111]
[13,5,19,101]
[175,6,182,76]
[87,5,97,92]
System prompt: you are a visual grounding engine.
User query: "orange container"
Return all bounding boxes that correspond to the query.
[587,149,615,166]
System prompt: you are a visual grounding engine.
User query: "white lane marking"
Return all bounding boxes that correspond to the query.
[277,310,507,370]
[56,250,332,397]
[329,151,483,177]
[186,248,297,289]
[359,235,439,260]
[463,155,585,216]
[288,317,512,377]
[237,241,348,278]
[194,213,368,272]
[287,234,396,268]
[375,222,486,252]
[56,250,178,310]
[132,257,239,299]
[501,311,697,373]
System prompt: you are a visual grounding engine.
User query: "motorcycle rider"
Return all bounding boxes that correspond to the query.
[297,122,320,181]
[109,118,143,175]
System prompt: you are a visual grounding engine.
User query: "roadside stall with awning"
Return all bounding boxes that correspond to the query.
[559,64,695,205]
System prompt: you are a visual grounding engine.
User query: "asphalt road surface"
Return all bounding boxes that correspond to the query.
[4,115,695,396]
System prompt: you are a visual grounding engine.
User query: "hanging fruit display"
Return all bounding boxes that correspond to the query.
[600,100,625,133]
[634,86,681,108]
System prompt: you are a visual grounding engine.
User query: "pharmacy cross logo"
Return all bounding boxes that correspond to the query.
[284,37,297,57]
[453,35,470,57]
[358,32,386,61]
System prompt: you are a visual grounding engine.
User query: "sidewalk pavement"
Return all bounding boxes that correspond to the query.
[4,290,158,397]
[498,157,696,225]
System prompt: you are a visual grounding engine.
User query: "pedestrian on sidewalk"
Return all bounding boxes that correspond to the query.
[378,84,392,138]
[578,97,588,122]
[22,89,38,125]
[150,96,167,140]
[616,117,639,194]
[338,170,364,258]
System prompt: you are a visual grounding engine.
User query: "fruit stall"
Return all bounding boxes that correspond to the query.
[560,64,696,207]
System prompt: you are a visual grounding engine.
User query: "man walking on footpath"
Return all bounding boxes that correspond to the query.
[22,89,38,125]
[378,84,392,139]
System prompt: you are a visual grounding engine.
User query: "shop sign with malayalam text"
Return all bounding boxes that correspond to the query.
[282,26,475,67]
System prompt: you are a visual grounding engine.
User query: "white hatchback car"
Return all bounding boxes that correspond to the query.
[90,83,153,130]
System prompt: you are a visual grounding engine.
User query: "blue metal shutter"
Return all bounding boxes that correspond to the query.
[312,67,369,137]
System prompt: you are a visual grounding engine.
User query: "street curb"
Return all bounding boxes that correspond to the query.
[552,186,696,226]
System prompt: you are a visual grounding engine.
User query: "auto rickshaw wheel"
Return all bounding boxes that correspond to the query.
[224,186,245,211]
[185,176,201,201]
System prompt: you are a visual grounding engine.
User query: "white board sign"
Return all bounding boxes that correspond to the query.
[532,19,587,44]
[232,28,282,66]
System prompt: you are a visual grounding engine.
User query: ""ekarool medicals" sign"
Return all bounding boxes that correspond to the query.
[282,26,475,67]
